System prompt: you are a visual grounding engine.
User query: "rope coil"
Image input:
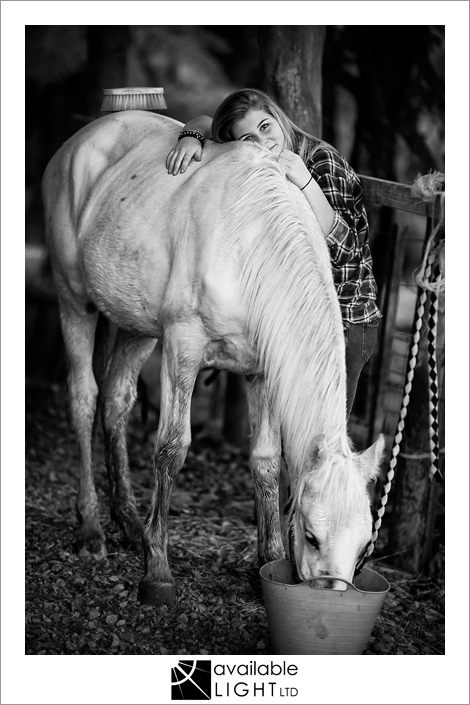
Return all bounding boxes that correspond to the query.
[356,171,445,574]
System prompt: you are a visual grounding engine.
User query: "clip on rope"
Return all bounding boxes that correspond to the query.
[355,178,445,575]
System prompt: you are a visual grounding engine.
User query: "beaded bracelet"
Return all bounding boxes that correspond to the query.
[178,129,205,147]
[300,175,313,191]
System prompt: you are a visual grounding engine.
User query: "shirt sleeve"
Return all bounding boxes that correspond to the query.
[308,152,361,264]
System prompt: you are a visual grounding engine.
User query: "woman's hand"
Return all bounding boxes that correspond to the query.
[279,149,312,189]
[166,137,203,175]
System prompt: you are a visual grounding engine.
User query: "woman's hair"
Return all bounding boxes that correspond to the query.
[212,88,325,162]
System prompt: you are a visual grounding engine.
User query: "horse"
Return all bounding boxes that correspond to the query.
[42,110,384,606]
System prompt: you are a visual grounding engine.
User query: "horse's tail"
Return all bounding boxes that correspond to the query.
[224,154,347,469]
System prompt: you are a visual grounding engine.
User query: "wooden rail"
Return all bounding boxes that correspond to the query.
[359,174,444,220]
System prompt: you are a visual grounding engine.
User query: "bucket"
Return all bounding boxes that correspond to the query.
[260,559,390,655]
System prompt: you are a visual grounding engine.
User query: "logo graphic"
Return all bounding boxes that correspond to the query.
[171,660,212,700]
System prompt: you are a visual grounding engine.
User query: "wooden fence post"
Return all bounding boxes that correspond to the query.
[386,220,445,573]
[386,320,435,571]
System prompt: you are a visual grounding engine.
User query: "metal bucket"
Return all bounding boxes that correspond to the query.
[260,559,390,655]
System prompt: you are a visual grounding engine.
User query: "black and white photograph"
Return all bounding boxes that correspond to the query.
[2,2,469,704]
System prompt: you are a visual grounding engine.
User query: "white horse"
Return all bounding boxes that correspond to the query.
[42,111,384,605]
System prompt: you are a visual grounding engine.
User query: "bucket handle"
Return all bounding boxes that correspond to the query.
[308,575,357,591]
[307,574,389,595]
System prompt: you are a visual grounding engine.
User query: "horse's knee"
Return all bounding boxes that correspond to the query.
[251,451,281,490]
[69,377,99,432]
[251,449,281,468]
[155,435,191,473]
[101,384,137,431]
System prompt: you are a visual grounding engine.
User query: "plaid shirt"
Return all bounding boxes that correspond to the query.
[306,144,381,324]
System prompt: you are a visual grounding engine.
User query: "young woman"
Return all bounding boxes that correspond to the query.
[166,88,381,418]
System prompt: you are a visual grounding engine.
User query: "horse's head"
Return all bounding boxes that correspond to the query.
[288,435,384,588]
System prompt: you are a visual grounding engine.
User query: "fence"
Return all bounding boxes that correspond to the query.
[350,174,445,446]
[351,173,445,574]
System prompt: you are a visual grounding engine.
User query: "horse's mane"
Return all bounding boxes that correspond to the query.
[221,143,349,479]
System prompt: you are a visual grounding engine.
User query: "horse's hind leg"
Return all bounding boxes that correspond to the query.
[59,300,105,557]
[99,329,157,549]
[139,323,204,606]
[245,374,285,565]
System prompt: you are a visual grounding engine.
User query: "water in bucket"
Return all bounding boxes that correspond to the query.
[260,559,390,655]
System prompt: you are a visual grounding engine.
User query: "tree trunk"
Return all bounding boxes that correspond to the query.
[258,26,326,136]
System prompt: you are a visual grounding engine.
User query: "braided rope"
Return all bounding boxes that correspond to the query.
[427,262,443,482]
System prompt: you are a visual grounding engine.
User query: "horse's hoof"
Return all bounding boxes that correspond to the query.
[74,528,107,559]
[138,580,176,606]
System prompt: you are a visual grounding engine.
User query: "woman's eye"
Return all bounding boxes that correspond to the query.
[305,533,319,550]
[260,122,269,131]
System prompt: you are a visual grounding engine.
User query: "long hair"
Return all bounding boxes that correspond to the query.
[212,88,327,163]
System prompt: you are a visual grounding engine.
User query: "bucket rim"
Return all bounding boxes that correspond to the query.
[259,559,390,595]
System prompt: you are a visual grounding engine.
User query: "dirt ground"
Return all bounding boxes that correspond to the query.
[25,380,445,656]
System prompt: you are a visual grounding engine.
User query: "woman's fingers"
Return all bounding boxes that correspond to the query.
[179,146,202,173]
[279,150,311,188]
[166,148,177,171]
[166,140,203,175]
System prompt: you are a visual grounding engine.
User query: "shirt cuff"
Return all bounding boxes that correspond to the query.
[326,212,349,244]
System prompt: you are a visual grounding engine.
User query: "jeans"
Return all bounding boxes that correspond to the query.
[343,319,380,419]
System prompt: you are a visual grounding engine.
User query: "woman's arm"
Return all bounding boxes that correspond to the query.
[280,150,335,237]
[166,115,213,175]
[299,178,335,237]
[183,115,213,139]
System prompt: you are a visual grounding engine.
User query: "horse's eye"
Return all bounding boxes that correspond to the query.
[305,533,319,550]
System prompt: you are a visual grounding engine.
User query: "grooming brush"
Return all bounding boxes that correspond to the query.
[100,87,167,112]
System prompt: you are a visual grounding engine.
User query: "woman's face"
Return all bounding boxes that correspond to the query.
[231,109,286,155]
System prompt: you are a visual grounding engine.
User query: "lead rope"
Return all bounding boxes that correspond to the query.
[355,176,445,575]
[426,260,442,482]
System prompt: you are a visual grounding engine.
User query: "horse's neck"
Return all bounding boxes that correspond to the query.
[225,162,348,471]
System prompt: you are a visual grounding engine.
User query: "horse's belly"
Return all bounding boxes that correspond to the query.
[81,244,169,336]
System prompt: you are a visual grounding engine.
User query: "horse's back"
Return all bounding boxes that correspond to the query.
[42,112,258,340]
[78,139,254,338]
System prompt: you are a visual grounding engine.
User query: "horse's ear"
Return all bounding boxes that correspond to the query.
[310,434,328,467]
[357,434,385,482]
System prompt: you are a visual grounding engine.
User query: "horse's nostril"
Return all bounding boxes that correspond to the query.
[311,576,334,589]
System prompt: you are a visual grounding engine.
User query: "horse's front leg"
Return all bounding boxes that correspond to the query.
[138,324,203,606]
[245,375,285,565]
